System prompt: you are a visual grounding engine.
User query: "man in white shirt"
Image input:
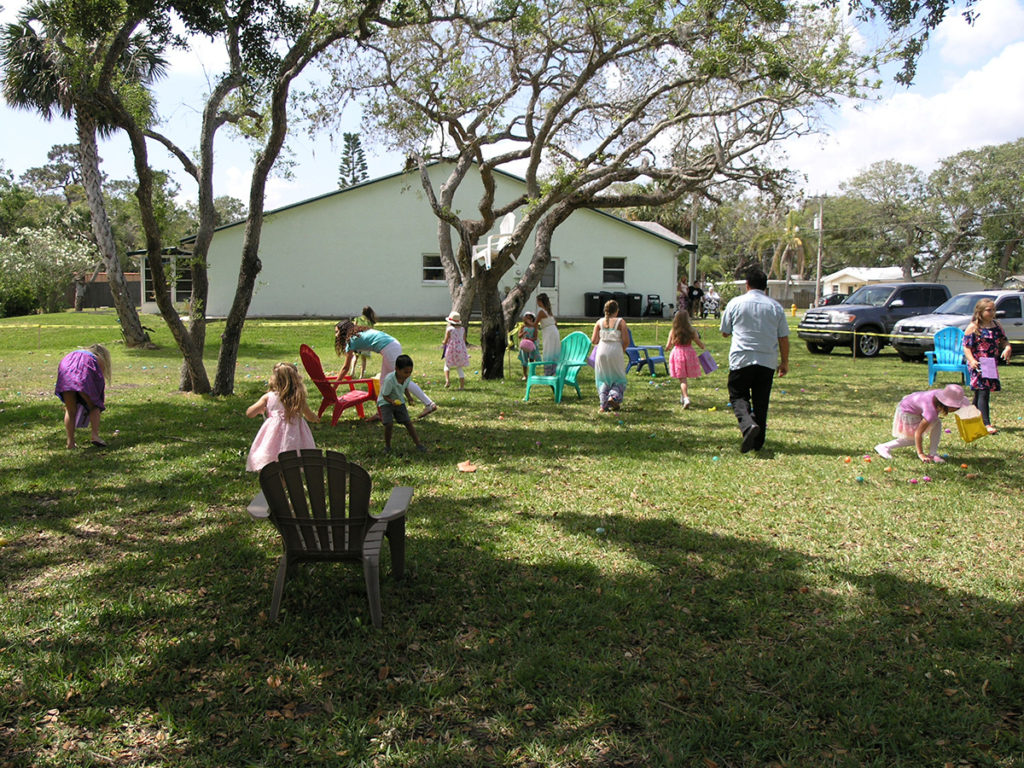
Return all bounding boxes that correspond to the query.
[720,267,790,453]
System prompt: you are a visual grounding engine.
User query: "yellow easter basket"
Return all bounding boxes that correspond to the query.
[954,405,987,443]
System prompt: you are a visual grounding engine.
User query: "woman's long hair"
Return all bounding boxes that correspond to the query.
[269,362,309,419]
[669,310,698,346]
[334,319,371,356]
[87,344,112,383]
[537,293,553,316]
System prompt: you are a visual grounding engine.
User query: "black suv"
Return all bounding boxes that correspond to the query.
[797,283,950,357]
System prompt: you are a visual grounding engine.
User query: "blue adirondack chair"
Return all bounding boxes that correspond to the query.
[524,331,591,403]
[625,330,668,375]
[926,326,970,386]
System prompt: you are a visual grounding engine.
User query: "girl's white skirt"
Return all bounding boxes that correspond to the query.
[892,406,924,439]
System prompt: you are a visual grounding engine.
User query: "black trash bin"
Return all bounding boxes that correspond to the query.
[613,291,628,313]
[599,291,614,311]
[627,293,643,317]
[584,292,602,318]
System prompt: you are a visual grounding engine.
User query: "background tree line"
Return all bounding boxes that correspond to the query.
[621,138,1024,289]
[0,149,245,318]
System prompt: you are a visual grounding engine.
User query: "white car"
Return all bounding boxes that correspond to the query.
[890,290,1024,361]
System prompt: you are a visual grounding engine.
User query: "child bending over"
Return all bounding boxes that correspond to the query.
[874,383,970,463]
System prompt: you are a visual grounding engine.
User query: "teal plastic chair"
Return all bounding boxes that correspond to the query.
[524,331,590,403]
[925,327,970,386]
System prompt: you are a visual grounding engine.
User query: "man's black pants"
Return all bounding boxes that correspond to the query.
[727,364,775,450]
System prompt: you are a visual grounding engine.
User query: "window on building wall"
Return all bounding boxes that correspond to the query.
[144,254,192,303]
[423,254,445,282]
[603,257,625,284]
[541,260,556,288]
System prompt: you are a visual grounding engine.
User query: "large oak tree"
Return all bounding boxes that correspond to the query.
[327,0,872,376]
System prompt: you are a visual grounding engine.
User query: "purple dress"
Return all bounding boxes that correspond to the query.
[55,350,106,428]
[963,325,1005,392]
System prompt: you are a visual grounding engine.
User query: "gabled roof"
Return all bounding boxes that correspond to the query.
[823,265,986,283]
[626,220,696,250]
[180,164,696,250]
[823,267,904,282]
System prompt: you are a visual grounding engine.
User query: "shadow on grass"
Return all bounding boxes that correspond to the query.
[3,493,1022,767]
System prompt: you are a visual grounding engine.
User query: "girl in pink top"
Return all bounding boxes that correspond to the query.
[874,383,970,463]
[245,362,319,472]
[666,310,706,408]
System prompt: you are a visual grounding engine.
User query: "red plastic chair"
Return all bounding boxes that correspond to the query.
[299,344,377,425]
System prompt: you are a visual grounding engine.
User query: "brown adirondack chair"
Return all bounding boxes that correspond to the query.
[247,449,413,627]
[299,344,377,425]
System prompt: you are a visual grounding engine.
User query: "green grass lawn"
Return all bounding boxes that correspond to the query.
[1,311,1022,767]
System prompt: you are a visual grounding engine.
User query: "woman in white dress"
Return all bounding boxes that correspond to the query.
[590,299,630,412]
[536,292,561,375]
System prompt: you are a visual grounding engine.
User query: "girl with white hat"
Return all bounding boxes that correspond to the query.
[442,311,470,389]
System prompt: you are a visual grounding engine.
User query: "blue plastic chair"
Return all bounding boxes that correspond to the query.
[625,330,668,375]
[925,327,970,386]
[524,331,590,403]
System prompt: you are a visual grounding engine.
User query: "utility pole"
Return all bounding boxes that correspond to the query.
[813,196,824,306]
[689,212,698,285]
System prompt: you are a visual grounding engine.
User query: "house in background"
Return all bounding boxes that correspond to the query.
[153,164,692,319]
[822,266,988,296]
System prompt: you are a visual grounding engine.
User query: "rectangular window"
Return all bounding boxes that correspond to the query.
[423,254,445,282]
[144,255,191,302]
[603,257,625,284]
[173,261,193,300]
[541,260,556,288]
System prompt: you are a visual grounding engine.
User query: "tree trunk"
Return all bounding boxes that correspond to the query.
[212,65,293,396]
[76,114,152,347]
[118,112,210,392]
[481,292,509,380]
[479,272,507,379]
[213,215,262,395]
[996,236,1021,284]
[212,28,347,395]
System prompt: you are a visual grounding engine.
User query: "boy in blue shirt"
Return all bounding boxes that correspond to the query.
[378,354,427,454]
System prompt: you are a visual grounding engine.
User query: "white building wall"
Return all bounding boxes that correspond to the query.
[939,270,987,295]
[195,166,682,319]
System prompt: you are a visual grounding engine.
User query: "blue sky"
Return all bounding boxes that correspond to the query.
[1,0,1022,208]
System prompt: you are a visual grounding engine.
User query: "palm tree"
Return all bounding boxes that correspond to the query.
[1,1,165,347]
[752,209,809,281]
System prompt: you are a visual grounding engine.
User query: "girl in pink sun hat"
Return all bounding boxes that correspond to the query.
[874,383,971,463]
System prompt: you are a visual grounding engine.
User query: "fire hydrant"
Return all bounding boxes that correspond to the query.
[791,303,797,316]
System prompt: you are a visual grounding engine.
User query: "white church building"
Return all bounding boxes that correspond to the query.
[146,164,693,319]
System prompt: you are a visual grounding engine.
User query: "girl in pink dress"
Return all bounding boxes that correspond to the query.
[245,362,319,472]
[442,310,471,389]
[874,383,971,462]
[666,311,705,408]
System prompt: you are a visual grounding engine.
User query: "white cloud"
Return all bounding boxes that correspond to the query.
[935,0,1024,66]
[786,41,1024,193]
[163,32,231,79]
[220,165,304,210]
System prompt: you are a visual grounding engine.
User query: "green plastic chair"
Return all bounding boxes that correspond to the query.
[524,331,591,403]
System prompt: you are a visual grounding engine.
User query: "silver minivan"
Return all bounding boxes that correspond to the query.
[890,290,1024,361]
